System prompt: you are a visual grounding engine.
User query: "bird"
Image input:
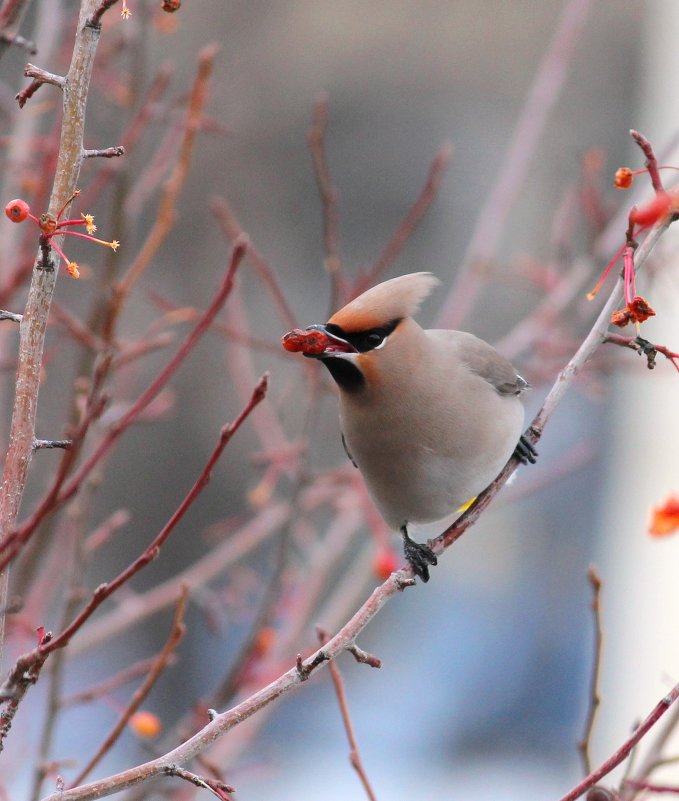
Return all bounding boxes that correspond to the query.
[282,272,536,582]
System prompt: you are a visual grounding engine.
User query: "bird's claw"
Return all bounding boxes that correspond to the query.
[401,527,437,583]
[514,434,538,465]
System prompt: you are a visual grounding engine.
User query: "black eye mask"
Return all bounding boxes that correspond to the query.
[324,319,400,353]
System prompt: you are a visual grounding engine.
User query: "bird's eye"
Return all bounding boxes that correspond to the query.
[366,331,385,348]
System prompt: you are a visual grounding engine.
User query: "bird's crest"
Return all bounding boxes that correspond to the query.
[328,272,440,331]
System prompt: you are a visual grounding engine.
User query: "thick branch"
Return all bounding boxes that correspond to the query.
[0,0,103,668]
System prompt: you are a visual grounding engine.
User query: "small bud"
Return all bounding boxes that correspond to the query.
[66,262,80,279]
[5,199,30,223]
[614,167,633,189]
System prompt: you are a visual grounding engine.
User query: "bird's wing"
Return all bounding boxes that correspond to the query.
[429,330,529,396]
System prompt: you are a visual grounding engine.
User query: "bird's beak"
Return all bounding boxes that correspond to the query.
[302,324,358,358]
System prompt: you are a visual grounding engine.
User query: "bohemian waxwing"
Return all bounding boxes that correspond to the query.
[283,272,535,582]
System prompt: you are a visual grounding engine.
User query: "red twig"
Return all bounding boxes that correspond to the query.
[69,586,189,787]
[109,45,218,318]
[79,64,174,205]
[352,142,453,298]
[0,372,267,704]
[0,238,248,571]
[556,683,679,801]
[88,0,119,28]
[69,502,289,656]
[604,334,679,373]
[631,130,665,194]
[624,779,679,795]
[209,194,298,329]
[317,627,379,801]
[16,63,65,108]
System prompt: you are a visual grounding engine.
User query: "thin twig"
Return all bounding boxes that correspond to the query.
[79,64,174,205]
[604,334,679,373]
[82,146,125,159]
[70,586,189,787]
[353,142,453,298]
[33,440,72,451]
[578,566,604,776]
[317,627,379,801]
[0,30,35,53]
[0,0,32,61]
[16,64,65,108]
[437,0,594,328]
[108,44,218,327]
[210,194,298,329]
[88,0,120,28]
[630,130,665,193]
[61,655,171,707]
[307,94,344,312]
[0,372,267,718]
[555,683,679,801]
[164,765,234,800]
[619,690,679,800]
[70,503,288,656]
[0,238,248,571]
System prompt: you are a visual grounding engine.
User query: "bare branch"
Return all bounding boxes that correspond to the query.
[0,0,107,674]
[578,566,604,776]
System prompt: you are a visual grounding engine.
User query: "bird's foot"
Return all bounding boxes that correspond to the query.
[401,526,437,583]
[514,434,538,465]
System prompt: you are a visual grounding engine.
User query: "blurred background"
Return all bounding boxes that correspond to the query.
[1,1,679,799]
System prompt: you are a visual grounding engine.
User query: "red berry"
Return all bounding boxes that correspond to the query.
[614,167,633,189]
[373,548,399,581]
[129,711,162,738]
[281,328,330,355]
[5,199,30,223]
